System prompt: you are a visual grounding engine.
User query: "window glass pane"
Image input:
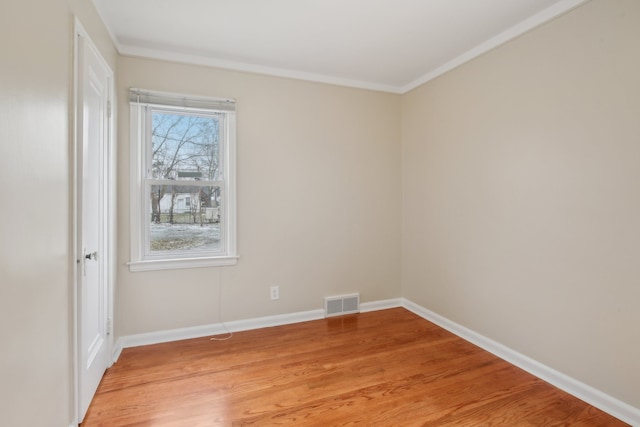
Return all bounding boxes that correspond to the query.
[151,111,223,181]
[149,184,222,254]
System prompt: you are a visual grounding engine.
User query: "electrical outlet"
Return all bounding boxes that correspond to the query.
[270,286,279,300]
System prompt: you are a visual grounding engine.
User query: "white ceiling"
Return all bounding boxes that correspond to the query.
[91,0,587,93]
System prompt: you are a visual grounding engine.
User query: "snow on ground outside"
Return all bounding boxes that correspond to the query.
[150,223,221,252]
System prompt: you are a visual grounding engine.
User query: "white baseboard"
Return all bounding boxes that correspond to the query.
[401,298,640,426]
[360,297,402,312]
[113,299,404,361]
[114,308,325,361]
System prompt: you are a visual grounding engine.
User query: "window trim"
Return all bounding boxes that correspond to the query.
[128,89,238,272]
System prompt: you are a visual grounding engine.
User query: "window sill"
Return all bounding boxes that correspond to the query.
[128,255,238,272]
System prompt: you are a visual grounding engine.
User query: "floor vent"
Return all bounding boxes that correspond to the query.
[324,293,360,317]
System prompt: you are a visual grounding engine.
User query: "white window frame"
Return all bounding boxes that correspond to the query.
[128,89,238,272]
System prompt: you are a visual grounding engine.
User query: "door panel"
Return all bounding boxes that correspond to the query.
[77,32,112,422]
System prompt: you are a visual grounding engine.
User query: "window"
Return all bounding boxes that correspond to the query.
[129,89,237,271]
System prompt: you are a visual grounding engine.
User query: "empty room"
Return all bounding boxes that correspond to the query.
[1,0,638,425]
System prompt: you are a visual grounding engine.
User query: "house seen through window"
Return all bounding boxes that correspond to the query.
[129,89,237,271]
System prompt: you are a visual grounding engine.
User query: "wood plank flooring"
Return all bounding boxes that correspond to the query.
[82,308,627,426]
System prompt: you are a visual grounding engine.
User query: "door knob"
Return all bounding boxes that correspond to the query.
[85,251,98,261]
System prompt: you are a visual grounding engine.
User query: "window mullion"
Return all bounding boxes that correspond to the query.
[146,179,224,187]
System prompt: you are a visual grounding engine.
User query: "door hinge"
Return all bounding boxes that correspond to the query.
[107,317,113,336]
[107,100,112,118]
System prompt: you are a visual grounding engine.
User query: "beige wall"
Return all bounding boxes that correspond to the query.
[0,0,116,425]
[116,57,402,336]
[402,0,640,408]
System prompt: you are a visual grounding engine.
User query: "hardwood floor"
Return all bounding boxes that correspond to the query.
[82,308,627,426]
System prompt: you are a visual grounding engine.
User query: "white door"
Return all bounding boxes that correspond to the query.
[76,27,113,422]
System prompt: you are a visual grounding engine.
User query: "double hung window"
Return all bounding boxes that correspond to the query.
[129,89,237,271]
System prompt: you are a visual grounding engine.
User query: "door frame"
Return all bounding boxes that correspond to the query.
[72,17,116,425]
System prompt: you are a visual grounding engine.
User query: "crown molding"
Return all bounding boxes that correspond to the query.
[119,44,405,94]
[93,0,589,95]
[401,0,589,93]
